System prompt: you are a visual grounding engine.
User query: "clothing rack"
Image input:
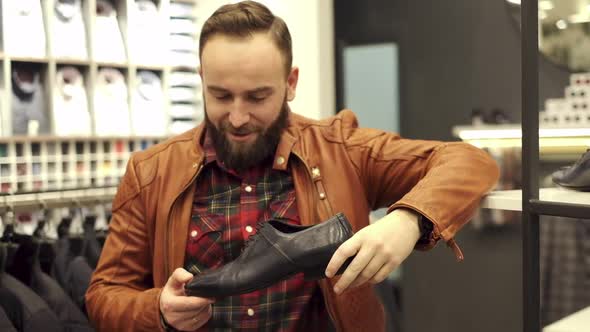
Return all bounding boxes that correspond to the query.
[0,186,117,215]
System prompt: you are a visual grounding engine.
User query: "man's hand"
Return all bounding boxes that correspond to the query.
[325,208,422,294]
[160,268,215,331]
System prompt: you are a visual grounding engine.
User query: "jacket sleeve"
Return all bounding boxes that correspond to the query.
[85,155,166,332]
[339,110,500,256]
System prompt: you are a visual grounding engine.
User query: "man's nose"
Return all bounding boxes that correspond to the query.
[228,102,250,128]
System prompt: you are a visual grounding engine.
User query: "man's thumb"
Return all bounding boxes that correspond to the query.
[168,268,194,289]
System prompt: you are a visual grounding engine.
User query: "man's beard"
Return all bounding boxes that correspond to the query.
[205,98,289,172]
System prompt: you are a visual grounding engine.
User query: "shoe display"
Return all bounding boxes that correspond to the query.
[185,212,356,298]
[552,149,590,191]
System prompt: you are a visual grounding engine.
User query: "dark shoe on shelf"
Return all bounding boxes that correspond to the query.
[184,212,355,298]
[552,149,590,191]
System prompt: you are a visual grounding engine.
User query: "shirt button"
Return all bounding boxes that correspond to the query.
[247,308,255,317]
[245,185,252,193]
[276,156,285,165]
[245,225,253,233]
[190,230,198,238]
[319,192,326,199]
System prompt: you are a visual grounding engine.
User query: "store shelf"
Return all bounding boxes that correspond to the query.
[482,187,590,213]
[452,124,590,160]
[9,55,49,64]
[0,186,117,213]
[53,58,91,66]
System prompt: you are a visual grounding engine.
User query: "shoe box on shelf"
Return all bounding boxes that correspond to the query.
[540,72,590,127]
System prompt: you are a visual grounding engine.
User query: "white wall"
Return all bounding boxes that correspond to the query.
[196,0,336,120]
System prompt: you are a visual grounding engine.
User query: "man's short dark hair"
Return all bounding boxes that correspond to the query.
[199,1,293,76]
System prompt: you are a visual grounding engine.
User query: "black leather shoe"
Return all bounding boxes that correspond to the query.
[184,212,355,298]
[552,149,590,191]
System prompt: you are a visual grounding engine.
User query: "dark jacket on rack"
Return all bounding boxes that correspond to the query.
[0,273,63,332]
[86,110,500,331]
[0,306,17,332]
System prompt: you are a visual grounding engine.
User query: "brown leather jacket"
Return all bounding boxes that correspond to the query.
[86,110,499,331]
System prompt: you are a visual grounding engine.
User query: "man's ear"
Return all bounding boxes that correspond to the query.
[286,66,299,101]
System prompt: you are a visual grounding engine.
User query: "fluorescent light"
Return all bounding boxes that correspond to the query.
[569,14,590,24]
[540,11,548,20]
[539,1,554,11]
[506,0,520,4]
[556,19,568,29]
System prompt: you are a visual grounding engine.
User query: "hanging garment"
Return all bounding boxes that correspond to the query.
[128,0,164,65]
[65,256,93,314]
[131,71,167,136]
[0,273,63,332]
[1,0,46,58]
[169,18,196,36]
[0,306,17,332]
[93,0,126,63]
[51,0,87,59]
[168,71,201,88]
[30,265,93,332]
[540,217,590,326]
[52,66,91,136]
[11,64,49,135]
[80,216,102,269]
[93,68,130,136]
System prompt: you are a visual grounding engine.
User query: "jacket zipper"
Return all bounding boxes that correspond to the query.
[291,151,342,331]
[164,163,203,279]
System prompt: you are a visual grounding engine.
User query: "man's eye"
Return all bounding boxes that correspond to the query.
[215,95,231,101]
[249,95,266,103]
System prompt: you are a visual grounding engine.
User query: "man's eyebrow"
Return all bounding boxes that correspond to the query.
[206,86,275,94]
[207,86,229,93]
[247,86,274,94]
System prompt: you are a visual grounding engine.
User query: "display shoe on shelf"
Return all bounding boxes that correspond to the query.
[552,149,590,191]
[185,212,356,298]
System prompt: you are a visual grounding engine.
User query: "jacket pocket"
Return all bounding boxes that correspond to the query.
[185,214,226,273]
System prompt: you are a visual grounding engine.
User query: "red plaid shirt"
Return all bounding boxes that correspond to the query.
[184,133,329,331]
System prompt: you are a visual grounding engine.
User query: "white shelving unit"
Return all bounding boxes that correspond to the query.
[481,188,590,211]
[0,136,162,193]
[0,0,203,194]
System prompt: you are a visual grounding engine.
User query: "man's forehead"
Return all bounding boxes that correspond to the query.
[200,33,285,71]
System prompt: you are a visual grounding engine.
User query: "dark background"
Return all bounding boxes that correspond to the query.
[333,0,572,331]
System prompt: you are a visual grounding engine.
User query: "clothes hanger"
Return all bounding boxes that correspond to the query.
[0,203,19,275]
[66,202,84,258]
[34,199,56,275]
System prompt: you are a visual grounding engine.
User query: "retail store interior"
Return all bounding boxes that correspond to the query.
[0,0,589,331]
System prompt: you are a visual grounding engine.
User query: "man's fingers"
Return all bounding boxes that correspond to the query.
[370,261,399,284]
[175,305,213,331]
[349,255,385,289]
[333,245,374,294]
[161,296,214,313]
[325,236,362,278]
